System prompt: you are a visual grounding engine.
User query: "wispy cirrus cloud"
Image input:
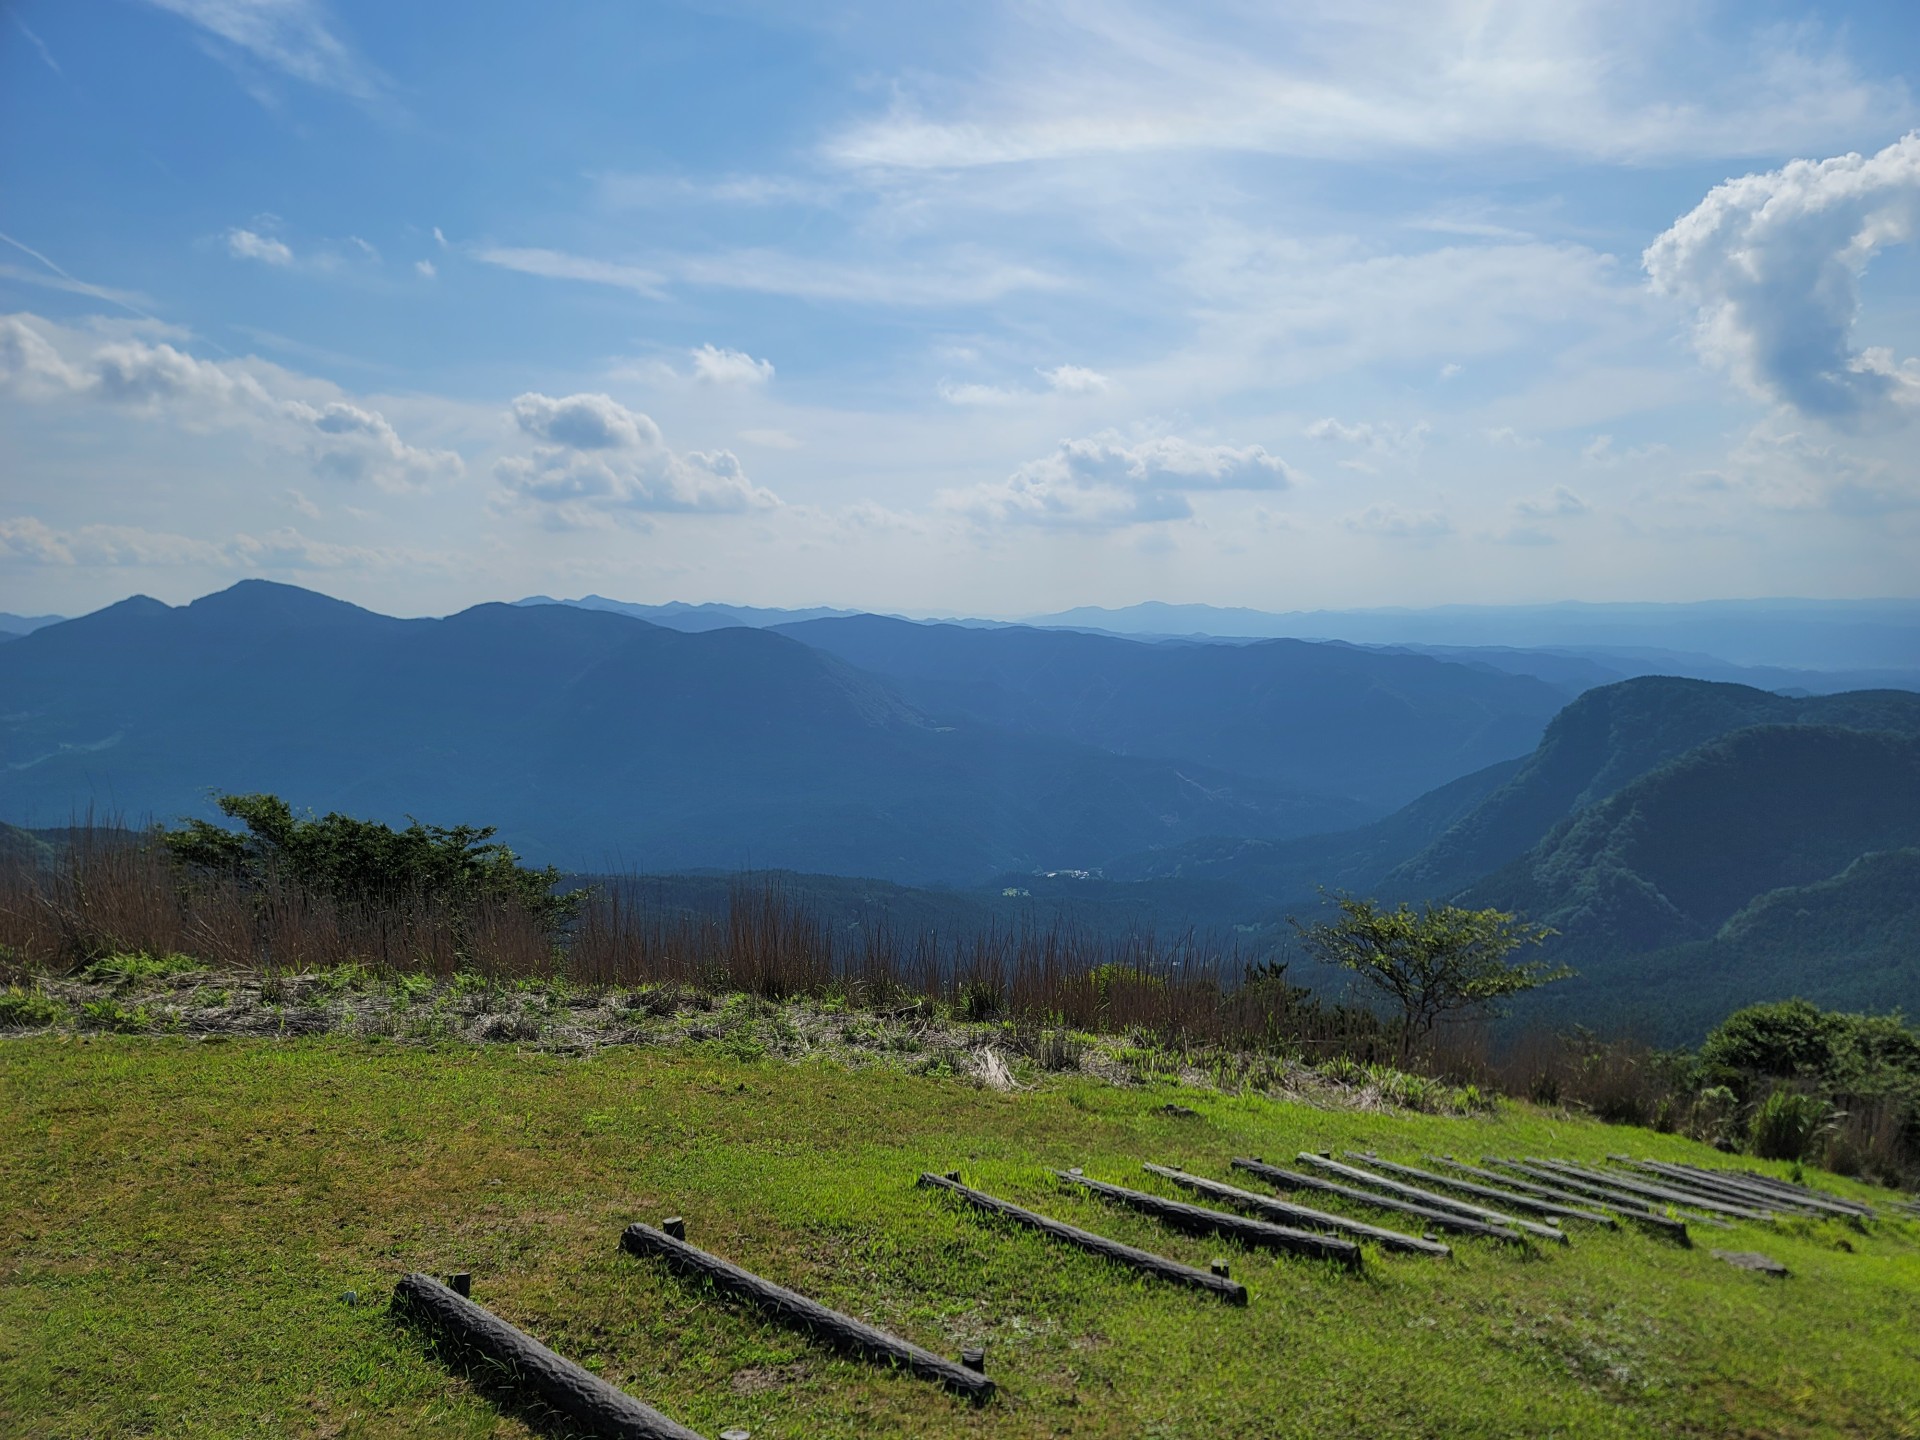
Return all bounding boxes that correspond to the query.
[825,2,1907,171]
[140,0,388,104]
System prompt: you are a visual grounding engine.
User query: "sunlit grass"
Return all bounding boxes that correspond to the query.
[3,1035,1916,1439]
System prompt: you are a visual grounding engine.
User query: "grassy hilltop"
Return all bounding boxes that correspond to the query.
[4,1035,1916,1440]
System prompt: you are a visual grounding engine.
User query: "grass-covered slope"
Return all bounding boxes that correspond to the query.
[4,1036,1915,1439]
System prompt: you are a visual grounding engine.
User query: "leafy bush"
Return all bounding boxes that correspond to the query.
[81,951,204,988]
[79,998,152,1033]
[0,985,62,1028]
[1748,1086,1836,1162]
[163,793,583,937]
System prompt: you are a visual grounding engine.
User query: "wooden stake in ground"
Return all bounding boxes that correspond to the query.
[1230,1157,1528,1247]
[1297,1154,1570,1245]
[1054,1170,1364,1269]
[392,1272,707,1440]
[918,1171,1248,1303]
[621,1221,995,1404]
[1142,1163,1452,1257]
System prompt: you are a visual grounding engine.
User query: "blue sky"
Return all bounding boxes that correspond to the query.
[3,0,1919,618]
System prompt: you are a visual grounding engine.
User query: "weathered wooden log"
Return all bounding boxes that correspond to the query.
[1297,1154,1569,1245]
[1348,1153,1616,1228]
[1053,1170,1363,1269]
[1525,1159,1772,1221]
[1142,1164,1451,1257]
[1230,1157,1527,1247]
[1432,1157,1691,1245]
[918,1171,1248,1303]
[1717,1165,1877,1215]
[1486,1158,1727,1232]
[1656,1161,1873,1218]
[620,1222,994,1403]
[391,1273,706,1440]
[1613,1159,1818,1216]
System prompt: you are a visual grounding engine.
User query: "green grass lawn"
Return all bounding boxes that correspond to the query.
[3,1034,1916,1439]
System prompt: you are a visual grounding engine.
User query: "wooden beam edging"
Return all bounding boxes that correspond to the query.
[391,1272,707,1440]
[917,1171,1248,1303]
[620,1222,995,1405]
[1525,1159,1773,1222]
[1432,1157,1691,1246]
[1717,1165,1877,1215]
[1052,1169,1364,1270]
[1486,1158,1726,1233]
[1653,1161,1873,1219]
[1229,1157,1529,1247]
[1612,1159,1823,1217]
[1141,1163,1451,1258]
[1348,1153,1617,1228]
[1298,1154,1570,1245]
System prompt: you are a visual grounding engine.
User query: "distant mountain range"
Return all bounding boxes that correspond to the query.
[512,594,864,632]
[5,580,1561,881]
[1023,598,1920,674]
[5,581,1917,1036]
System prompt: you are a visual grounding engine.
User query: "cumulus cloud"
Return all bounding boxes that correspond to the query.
[1645,131,1920,423]
[689,344,774,385]
[498,391,777,518]
[937,379,1023,406]
[226,228,294,266]
[0,313,461,492]
[941,432,1295,531]
[1343,503,1452,540]
[414,259,436,279]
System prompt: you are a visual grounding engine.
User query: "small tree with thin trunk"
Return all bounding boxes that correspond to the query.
[1295,895,1567,1065]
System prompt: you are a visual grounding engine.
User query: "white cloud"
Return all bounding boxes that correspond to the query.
[478,243,1060,308]
[941,431,1295,531]
[432,227,449,249]
[1343,503,1452,539]
[938,380,1024,406]
[1306,417,1429,456]
[226,228,294,266]
[476,247,667,298]
[1041,363,1110,394]
[825,4,1905,171]
[0,514,437,572]
[285,488,321,519]
[1717,421,1920,514]
[689,344,774,386]
[140,0,385,103]
[414,259,436,279]
[0,313,462,493]
[1645,131,1920,423]
[499,391,777,517]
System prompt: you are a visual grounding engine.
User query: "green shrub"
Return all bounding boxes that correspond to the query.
[81,952,204,988]
[163,793,584,937]
[1748,1085,1835,1161]
[0,985,62,1028]
[79,998,152,1033]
